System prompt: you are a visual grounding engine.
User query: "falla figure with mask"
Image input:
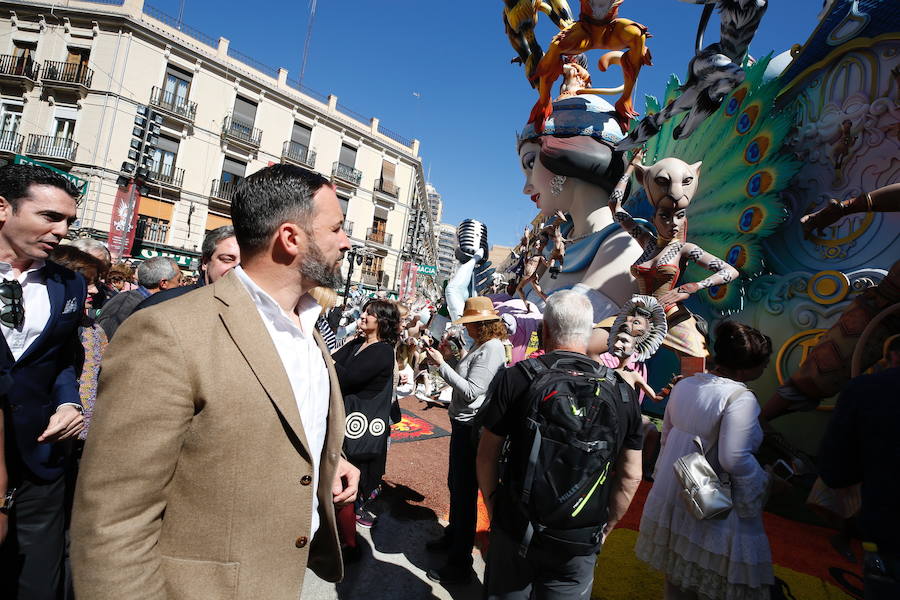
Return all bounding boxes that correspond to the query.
[608,148,740,371]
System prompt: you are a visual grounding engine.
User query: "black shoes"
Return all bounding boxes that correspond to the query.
[426,564,473,585]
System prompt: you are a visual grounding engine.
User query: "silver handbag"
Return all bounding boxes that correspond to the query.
[672,389,743,520]
[674,436,733,520]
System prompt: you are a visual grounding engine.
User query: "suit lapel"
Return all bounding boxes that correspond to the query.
[214,273,312,457]
[17,264,64,365]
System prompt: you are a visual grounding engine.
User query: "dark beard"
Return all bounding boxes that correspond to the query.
[300,239,343,288]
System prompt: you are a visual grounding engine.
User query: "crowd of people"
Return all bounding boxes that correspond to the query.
[0,161,896,600]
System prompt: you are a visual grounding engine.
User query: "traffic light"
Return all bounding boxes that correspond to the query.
[122,105,163,184]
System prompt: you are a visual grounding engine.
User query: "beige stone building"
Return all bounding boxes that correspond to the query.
[0,0,437,294]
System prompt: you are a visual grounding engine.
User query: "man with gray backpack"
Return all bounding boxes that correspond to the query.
[477,290,644,599]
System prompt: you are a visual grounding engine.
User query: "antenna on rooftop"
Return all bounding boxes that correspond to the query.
[299,0,317,87]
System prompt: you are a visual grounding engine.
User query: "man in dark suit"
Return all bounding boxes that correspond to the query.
[0,164,86,599]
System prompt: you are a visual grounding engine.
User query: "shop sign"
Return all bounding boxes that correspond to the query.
[417,264,437,275]
[14,155,89,195]
[136,248,197,269]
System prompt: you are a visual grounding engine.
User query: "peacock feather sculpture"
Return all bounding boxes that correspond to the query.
[625,54,802,314]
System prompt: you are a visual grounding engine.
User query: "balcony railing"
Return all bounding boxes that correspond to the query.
[148,163,185,189]
[343,221,353,237]
[361,271,385,287]
[42,60,93,88]
[281,141,316,168]
[366,228,393,246]
[25,134,78,162]
[374,178,400,198]
[0,54,39,81]
[149,86,197,123]
[135,219,169,244]
[0,130,24,154]
[332,162,362,186]
[210,178,239,203]
[222,116,262,148]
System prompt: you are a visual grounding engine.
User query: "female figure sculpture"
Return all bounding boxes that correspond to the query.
[608,149,740,370]
[517,94,643,322]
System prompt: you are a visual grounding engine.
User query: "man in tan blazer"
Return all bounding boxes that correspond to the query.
[71,164,358,599]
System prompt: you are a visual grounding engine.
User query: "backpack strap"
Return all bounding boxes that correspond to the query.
[517,356,547,381]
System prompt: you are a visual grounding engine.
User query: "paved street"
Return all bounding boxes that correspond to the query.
[302,395,487,599]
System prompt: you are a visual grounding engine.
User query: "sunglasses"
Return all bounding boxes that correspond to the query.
[0,279,25,329]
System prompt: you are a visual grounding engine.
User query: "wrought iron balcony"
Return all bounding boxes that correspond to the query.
[0,54,39,82]
[210,178,239,203]
[25,134,78,163]
[332,162,362,187]
[281,141,316,168]
[135,218,169,244]
[361,271,386,287]
[342,221,353,237]
[374,178,400,198]
[148,163,185,189]
[222,116,262,149]
[149,86,197,123]
[0,130,23,154]
[42,60,93,89]
[366,228,393,246]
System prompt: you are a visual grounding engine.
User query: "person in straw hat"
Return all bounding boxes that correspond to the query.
[423,296,509,584]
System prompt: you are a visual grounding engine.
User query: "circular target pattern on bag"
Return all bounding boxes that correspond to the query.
[345,412,368,439]
[368,418,386,437]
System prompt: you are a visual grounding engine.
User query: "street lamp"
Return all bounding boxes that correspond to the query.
[341,245,372,310]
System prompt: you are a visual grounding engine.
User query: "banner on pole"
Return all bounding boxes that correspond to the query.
[108,183,141,261]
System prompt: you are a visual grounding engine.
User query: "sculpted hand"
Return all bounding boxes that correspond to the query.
[800,199,844,239]
[657,282,699,306]
[332,457,359,507]
[37,405,84,443]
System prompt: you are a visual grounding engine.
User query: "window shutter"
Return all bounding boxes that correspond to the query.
[339,144,356,168]
[291,122,312,147]
[381,160,396,184]
[232,96,257,124]
[222,157,247,177]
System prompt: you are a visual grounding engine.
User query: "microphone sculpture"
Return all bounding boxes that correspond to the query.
[445,219,494,322]
[456,219,489,264]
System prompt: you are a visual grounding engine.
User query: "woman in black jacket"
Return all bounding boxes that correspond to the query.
[331,299,399,555]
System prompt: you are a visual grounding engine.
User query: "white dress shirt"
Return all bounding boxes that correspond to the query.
[234,266,330,538]
[1,259,51,362]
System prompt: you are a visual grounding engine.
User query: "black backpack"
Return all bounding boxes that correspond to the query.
[499,355,633,557]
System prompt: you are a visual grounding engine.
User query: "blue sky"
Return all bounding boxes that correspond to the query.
[150,0,824,247]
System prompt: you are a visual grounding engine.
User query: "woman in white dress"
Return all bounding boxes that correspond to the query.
[635,321,774,600]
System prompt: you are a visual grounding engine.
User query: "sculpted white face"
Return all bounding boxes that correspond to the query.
[519,140,572,217]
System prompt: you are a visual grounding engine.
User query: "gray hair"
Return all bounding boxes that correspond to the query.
[71,238,111,267]
[137,256,179,289]
[543,290,593,348]
[201,225,235,262]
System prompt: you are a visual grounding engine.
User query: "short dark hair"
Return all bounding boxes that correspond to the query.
[230,164,331,255]
[363,299,401,346]
[202,225,235,262]
[713,321,772,370]
[0,164,81,211]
